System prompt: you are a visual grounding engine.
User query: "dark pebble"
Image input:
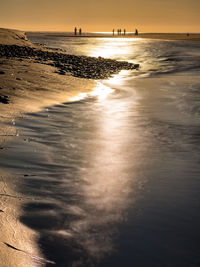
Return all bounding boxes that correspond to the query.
[0,71,5,74]
[58,70,66,75]
[0,95,9,104]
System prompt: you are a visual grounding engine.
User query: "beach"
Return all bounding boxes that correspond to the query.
[0,28,200,266]
[0,28,138,266]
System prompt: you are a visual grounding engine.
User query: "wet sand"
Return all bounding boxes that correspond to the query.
[0,169,44,267]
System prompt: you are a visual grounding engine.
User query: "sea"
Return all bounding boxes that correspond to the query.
[1,33,200,266]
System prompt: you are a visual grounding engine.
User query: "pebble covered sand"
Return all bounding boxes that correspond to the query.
[0,44,138,80]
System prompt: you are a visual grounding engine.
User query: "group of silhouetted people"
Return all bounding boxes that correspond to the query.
[115,29,124,35]
[74,27,82,35]
[112,28,139,36]
[74,27,139,36]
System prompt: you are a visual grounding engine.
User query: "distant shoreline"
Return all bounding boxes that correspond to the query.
[27,32,200,41]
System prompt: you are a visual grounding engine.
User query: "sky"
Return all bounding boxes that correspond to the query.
[1,0,200,32]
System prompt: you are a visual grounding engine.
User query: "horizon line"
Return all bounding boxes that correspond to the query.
[25,30,200,34]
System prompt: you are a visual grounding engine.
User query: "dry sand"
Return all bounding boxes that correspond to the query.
[0,28,33,46]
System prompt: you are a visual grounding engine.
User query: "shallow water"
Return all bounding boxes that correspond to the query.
[1,36,200,266]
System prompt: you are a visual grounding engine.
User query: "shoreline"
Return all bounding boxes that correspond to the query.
[27,32,200,41]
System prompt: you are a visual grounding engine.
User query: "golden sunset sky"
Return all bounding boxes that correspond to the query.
[1,0,200,32]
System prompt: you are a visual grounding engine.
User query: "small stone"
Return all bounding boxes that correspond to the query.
[58,70,66,75]
[0,95,9,104]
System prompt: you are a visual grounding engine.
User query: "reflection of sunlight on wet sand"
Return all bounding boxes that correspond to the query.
[104,70,131,87]
[82,95,134,212]
[69,82,114,101]
[69,70,133,103]
[90,83,114,99]
[69,78,139,261]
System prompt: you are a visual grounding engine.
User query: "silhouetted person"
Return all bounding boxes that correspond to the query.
[79,28,82,35]
[119,29,121,35]
[74,27,77,35]
[113,29,115,36]
[124,29,126,35]
[135,29,138,36]
[187,33,190,37]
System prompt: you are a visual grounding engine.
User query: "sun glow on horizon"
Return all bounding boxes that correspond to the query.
[1,0,199,33]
